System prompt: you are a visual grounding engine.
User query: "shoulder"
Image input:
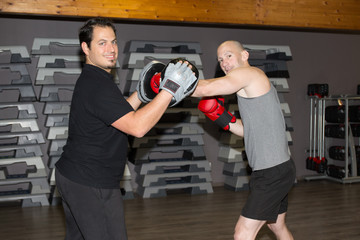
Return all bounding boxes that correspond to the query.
[228,66,264,79]
[234,67,270,98]
[227,66,266,86]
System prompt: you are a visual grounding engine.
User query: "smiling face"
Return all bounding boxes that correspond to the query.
[217,41,247,75]
[81,26,118,73]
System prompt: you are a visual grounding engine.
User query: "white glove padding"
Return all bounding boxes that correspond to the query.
[159,62,198,105]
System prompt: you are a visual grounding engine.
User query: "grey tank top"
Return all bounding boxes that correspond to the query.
[237,84,290,170]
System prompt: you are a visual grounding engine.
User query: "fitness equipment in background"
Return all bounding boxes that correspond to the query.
[305,84,360,183]
[306,84,328,173]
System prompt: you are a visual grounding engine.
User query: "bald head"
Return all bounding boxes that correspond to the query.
[217,40,249,74]
[218,40,245,53]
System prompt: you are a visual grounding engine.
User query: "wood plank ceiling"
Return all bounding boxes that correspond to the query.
[1,0,360,32]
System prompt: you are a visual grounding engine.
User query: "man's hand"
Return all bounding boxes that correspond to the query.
[160,61,199,106]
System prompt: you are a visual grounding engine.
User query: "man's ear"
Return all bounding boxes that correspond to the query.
[81,42,90,56]
[241,50,249,61]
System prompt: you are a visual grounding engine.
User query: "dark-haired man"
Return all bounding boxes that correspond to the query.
[55,18,197,240]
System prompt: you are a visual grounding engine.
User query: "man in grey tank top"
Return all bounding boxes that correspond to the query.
[192,40,296,240]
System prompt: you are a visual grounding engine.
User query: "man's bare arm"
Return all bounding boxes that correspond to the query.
[229,119,244,137]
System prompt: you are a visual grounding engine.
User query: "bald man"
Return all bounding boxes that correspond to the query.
[192,40,296,240]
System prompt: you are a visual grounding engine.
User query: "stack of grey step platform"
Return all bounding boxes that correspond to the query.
[31,38,134,203]
[0,45,50,206]
[124,40,213,198]
[217,100,249,191]
[218,44,294,191]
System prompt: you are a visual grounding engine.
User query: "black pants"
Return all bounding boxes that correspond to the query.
[55,169,127,240]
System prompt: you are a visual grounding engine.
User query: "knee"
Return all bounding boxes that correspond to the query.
[267,222,279,232]
[267,222,286,235]
[234,224,251,240]
[234,216,265,240]
[233,230,244,240]
[234,227,256,240]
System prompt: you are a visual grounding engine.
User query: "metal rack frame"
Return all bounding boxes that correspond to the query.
[305,95,360,184]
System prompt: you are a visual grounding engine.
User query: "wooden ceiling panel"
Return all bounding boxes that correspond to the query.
[1,0,360,31]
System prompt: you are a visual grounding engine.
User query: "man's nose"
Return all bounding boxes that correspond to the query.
[107,43,115,52]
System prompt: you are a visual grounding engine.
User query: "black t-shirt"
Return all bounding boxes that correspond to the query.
[56,64,134,188]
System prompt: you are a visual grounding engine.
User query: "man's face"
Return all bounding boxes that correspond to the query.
[217,42,243,75]
[82,26,118,72]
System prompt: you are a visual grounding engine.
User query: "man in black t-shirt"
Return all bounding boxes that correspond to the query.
[55,18,197,240]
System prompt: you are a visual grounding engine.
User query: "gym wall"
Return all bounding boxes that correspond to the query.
[1,16,359,185]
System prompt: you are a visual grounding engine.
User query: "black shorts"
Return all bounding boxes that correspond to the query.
[241,159,296,222]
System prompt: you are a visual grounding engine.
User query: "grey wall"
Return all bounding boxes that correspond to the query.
[1,16,360,185]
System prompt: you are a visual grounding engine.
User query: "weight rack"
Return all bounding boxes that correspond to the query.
[305,95,360,183]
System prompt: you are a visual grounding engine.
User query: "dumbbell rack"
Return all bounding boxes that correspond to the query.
[305,95,360,183]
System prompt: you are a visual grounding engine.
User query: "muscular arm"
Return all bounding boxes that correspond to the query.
[192,67,252,97]
[192,66,268,98]
[111,90,172,138]
[192,75,238,97]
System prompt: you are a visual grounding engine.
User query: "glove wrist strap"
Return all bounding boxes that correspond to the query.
[215,112,233,129]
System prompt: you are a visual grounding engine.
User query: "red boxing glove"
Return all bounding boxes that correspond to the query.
[198,96,236,131]
[137,61,165,103]
[150,72,161,94]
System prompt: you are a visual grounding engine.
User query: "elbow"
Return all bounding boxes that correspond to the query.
[131,131,146,138]
[132,131,146,138]
[129,126,148,138]
[118,112,149,138]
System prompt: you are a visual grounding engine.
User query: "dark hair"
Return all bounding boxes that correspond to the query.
[79,17,116,50]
